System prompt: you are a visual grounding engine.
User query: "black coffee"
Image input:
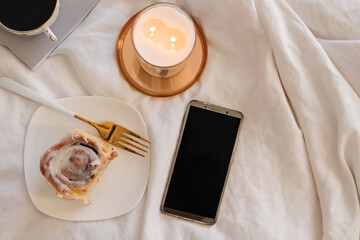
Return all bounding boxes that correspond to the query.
[0,0,57,31]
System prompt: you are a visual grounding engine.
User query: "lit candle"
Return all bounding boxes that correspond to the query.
[132,3,196,77]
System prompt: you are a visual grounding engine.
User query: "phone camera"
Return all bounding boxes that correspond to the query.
[205,106,207,108]
[226,111,229,114]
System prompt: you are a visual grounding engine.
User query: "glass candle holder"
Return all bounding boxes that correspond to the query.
[131,3,196,78]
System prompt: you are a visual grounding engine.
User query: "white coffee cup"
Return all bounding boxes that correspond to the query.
[0,0,60,42]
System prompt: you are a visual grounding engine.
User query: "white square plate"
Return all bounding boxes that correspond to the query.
[24,96,150,221]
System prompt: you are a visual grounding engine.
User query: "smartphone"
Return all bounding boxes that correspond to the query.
[161,100,243,225]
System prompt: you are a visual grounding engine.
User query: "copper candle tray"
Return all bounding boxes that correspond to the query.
[116,12,208,97]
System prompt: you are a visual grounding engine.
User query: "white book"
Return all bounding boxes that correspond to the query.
[0,0,101,70]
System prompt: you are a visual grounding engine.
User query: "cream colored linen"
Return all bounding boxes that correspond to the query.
[0,0,359,239]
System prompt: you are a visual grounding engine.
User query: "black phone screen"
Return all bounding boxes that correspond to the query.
[163,106,241,220]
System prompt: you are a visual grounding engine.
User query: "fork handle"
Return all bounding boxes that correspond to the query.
[0,77,75,117]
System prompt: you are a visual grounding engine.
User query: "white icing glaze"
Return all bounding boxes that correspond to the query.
[49,144,101,186]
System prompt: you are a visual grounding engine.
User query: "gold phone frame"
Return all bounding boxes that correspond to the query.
[160,100,244,225]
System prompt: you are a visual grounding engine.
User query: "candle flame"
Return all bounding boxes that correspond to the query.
[142,18,186,52]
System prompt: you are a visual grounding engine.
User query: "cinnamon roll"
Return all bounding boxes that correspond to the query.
[40,129,118,204]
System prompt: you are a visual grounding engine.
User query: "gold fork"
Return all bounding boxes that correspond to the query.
[0,77,150,157]
[74,115,149,157]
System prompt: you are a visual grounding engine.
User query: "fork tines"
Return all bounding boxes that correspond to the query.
[110,125,150,157]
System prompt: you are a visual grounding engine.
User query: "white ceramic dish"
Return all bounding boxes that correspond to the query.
[24,96,150,221]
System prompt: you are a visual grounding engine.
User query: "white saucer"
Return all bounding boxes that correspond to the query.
[24,96,150,221]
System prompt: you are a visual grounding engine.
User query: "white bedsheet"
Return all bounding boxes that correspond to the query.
[0,0,359,239]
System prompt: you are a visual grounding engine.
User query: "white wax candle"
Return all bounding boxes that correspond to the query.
[132,4,196,67]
